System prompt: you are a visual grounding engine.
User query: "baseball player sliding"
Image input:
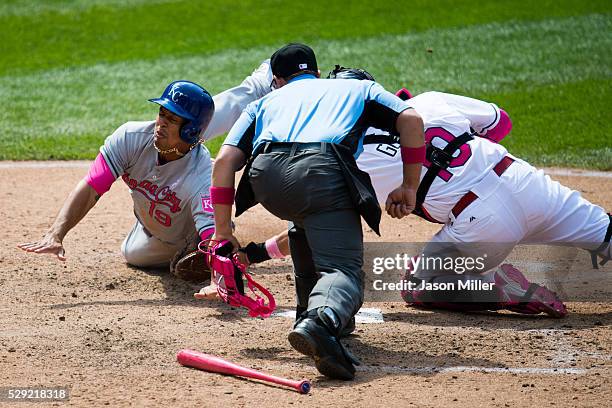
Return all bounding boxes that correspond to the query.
[18,61,274,280]
[198,66,611,318]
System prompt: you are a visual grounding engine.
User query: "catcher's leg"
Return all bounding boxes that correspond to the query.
[402,263,567,317]
[492,263,567,317]
[513,163,611,266]
[402,185,566,317]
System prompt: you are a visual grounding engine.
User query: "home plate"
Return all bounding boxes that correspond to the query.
[274,307,384,323]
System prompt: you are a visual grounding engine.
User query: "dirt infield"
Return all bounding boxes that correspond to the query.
[1,164,610,407]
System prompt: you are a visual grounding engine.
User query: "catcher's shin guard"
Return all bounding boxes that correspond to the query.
[494,264,567,318]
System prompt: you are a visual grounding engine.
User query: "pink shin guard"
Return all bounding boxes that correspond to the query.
[494,264,567,318]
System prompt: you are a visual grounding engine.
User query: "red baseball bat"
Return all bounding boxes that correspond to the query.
[176,349,311,394]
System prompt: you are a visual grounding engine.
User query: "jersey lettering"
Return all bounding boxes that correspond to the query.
[201,196,214,213]
[375,143,399,158]
[121,173,183,227]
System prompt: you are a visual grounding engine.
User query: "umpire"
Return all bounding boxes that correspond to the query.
[210,43,424,380]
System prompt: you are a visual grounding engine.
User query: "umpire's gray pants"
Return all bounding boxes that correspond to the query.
[249,149,364,329]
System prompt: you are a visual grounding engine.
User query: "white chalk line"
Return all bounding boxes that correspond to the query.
[0,161,610,178]
[357,365,587,375]
[543,167,612,179]
[0,161,89,169]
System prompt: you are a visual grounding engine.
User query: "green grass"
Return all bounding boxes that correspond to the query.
[0,1,610,169]
[490,79,612,168]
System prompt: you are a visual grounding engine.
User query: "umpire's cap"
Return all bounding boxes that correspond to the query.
[270,43,318,79]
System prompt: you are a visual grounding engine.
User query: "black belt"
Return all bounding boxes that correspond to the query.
[258,142,328,155]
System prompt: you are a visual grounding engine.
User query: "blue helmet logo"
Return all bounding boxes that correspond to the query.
[149,80,215,144]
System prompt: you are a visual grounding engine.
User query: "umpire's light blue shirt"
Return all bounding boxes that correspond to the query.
[224,74,410,158]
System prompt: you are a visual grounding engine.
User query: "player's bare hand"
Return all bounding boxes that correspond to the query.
[17,233,66,261]
[194,283,220,300]
[385,185,417,219]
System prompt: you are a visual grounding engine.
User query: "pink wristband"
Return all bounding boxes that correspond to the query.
[210,186,235,205]
[400,145,426,164]
[200,228,215,241]
[265,237,285,259]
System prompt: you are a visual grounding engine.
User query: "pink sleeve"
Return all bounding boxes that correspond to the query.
[484,109,512,143]
[85,153,116,196]
[200,228,215,241]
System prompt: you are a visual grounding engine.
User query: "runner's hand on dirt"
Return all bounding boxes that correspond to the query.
[17,233,66,261]
[194,283,220,300]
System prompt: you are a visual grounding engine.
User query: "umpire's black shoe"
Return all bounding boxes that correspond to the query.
[339,316,356,338]
[296,307,355,338]
[288,309,358,380]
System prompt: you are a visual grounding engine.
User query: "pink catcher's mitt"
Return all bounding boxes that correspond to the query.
[199,240,276,318]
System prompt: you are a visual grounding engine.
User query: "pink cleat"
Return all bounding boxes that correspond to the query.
[494,264,567,318]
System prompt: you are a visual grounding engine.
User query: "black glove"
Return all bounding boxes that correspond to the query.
[239,242,271,264]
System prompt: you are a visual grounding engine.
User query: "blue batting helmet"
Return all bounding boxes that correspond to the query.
[149,80,215,144]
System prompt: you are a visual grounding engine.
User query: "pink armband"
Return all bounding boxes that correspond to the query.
[485,109,512,143]
[200,228,215,241]
[85,153,116,195]
[265,237,285,259]
[210,186,235,205]
[401,145,426,164]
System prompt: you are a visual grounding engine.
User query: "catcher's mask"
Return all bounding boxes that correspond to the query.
[149,80,215,144]
[199,240,276,318]
[327,65,376,81]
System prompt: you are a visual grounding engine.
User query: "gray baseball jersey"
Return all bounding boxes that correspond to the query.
[100,121,214,246]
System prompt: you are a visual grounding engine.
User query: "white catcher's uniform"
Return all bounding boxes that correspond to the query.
[357,91,610,274]
[99,61,273,267]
